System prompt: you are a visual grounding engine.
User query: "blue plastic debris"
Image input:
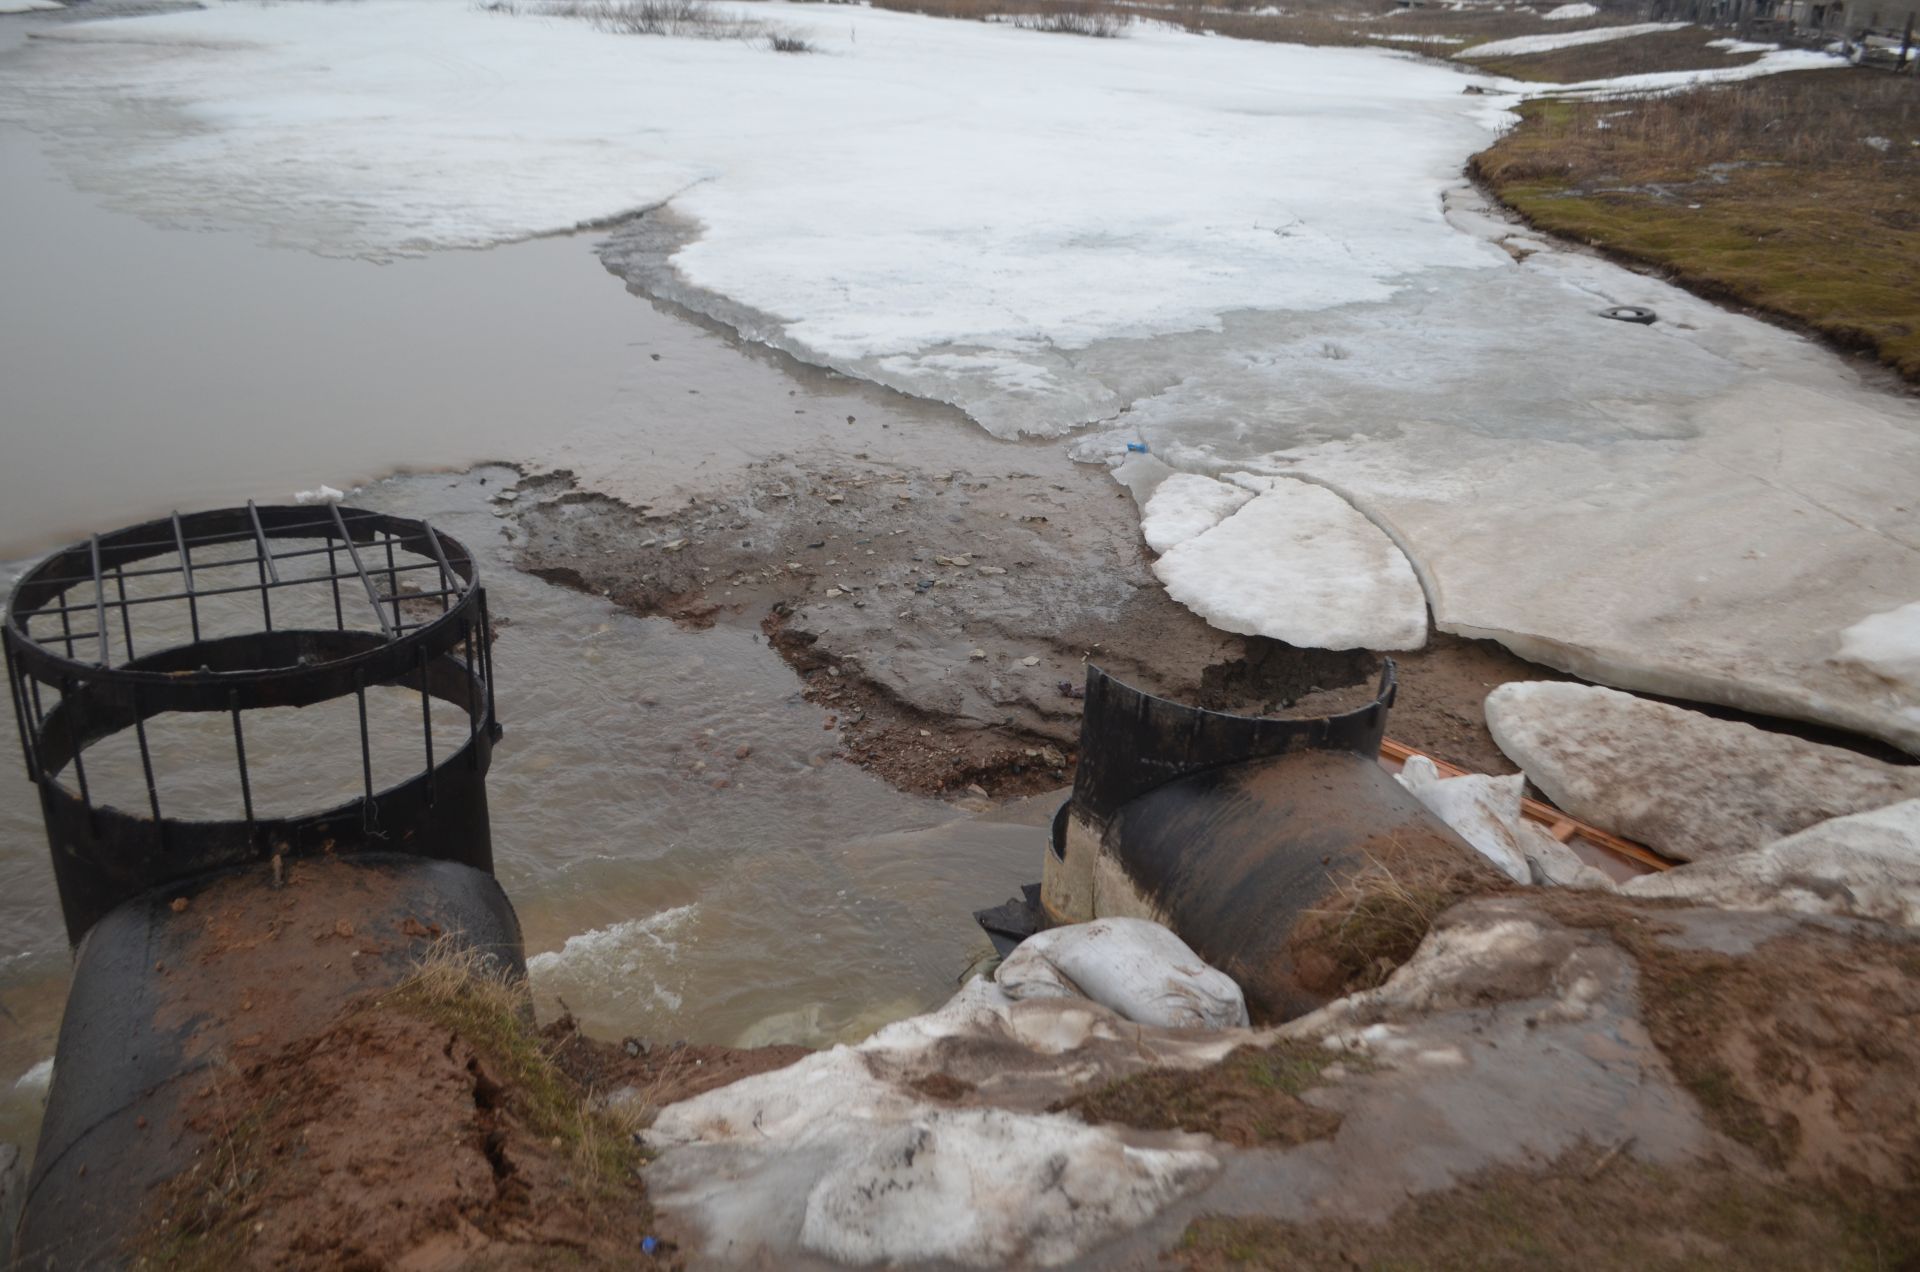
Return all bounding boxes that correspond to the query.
[642,1236,659,1255]
[1125,441,1149,453]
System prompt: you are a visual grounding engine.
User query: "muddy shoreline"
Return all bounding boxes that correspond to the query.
[505,444,1566,800]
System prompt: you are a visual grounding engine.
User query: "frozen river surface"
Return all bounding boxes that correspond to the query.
[1,0,1917,1146]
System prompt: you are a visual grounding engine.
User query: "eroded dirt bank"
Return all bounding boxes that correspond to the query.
[506,455,1560,800]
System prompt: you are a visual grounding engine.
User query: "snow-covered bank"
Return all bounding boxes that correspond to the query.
[3,0,1914,751]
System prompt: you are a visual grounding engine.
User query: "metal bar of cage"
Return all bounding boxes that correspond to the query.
[171,512,203,643]
[328,503,397,639]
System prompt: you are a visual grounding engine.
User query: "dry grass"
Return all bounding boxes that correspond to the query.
[1474,70,1920,379]
[1055,1041,1349,1148]
[482,0,776,41]
[866,0,1590,48]
[1292,850,1495,995]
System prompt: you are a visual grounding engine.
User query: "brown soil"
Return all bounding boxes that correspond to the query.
[909,1072,979,1103]
[1054,1041,1345,1149]
[541,1013,810,1120]
[1531,891,1920,1186]
[1176,1147,1920,1270]
[138,994,667,1270]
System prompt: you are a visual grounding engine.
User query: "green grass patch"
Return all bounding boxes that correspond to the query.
[1474,73,1920,381]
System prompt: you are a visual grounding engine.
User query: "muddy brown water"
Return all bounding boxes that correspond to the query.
[0,44,1054,1154]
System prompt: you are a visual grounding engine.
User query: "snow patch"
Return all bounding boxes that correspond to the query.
[1457,21,1690,58]
[0,0,63,12]
[1543,2,1598,18]
[1151,478,1427,651]
[644,977,1230,1266]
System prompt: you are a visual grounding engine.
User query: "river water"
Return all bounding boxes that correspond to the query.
[0,12,1047,1153]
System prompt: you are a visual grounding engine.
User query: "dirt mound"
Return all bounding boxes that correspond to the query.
[138,973,665,1270]
[541,1014,809,1120]
[1178,1147,1920,1270]
[1054,1042,1345,1149]
[1534,891,1920,1186]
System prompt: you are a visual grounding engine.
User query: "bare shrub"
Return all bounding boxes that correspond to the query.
[1009,4,1133,37]
[531,0,770,40]
[768,31,818,51]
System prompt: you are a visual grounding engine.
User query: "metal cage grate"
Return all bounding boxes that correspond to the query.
[4,503,503,943]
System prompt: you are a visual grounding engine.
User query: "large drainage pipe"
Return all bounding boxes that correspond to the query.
[3,506,522,1269]
[1038,664,1497,1022]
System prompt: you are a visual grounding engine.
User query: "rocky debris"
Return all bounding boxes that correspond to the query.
[1486,682,1920,860]
[1625,798,1920,927]
[1152,479,1429,652]
[1395,756,1614,889]
[995,918,1250,1030]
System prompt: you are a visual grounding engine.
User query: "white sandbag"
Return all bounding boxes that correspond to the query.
[996,917,1249,1030]
[1396,756,1614,890]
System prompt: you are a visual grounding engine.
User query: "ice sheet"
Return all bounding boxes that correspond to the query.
[1139,472,1253,553]
[1151,478,1428,651]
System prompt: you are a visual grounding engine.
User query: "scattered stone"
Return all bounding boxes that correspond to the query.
[734,745,752,760]
[1486,683,1920,860]
[661,539,688,552]
[169,897,190,914]
[1021,656,1040,667]
[969,648,987,660]
[977,565,1008,576]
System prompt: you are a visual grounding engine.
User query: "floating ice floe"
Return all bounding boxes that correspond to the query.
[1486,683,1920,861]
[1624,799,1920,927]
[1150,478,1427,651]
